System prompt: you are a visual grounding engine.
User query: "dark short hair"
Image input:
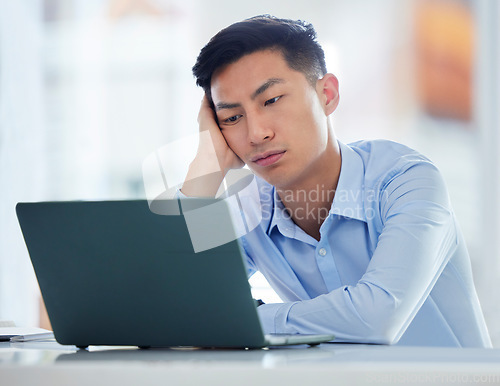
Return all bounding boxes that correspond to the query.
[192,15,327,100]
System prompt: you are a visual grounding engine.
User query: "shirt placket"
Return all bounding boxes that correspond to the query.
[316,216,343,293]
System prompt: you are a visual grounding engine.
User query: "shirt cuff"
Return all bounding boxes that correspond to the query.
[257,302,297,334]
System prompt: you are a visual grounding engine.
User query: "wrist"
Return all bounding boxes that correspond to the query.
[181,156,226,198]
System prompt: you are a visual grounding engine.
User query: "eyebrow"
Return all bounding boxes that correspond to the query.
[251,78,284,99]
[214,78,285,111]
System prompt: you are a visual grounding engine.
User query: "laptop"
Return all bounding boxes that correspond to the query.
[16,199,335,349]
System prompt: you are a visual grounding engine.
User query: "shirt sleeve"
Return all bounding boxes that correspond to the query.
[258,161,458,344]
[240,236,258,278]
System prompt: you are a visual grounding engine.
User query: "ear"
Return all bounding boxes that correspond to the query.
[316,73,339,116]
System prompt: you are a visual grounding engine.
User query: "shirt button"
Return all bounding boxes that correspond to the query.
[318,248,327,256]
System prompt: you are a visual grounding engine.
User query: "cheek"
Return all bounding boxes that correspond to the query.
[300,98,328,140]
[221,129,246,156]
[289,105,323,135]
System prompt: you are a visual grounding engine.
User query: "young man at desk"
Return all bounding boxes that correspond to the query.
[180,15,491,347]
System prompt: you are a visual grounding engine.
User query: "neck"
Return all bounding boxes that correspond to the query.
[276,138,341,241]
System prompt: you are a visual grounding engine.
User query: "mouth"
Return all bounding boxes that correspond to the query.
[250,150,286,167]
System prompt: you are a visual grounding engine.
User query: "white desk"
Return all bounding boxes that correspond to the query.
[1,341,500,385]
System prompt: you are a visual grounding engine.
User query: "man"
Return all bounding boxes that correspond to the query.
[181,15,491,347]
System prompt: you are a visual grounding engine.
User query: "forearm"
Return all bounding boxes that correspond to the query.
[180,155,226,197]
[257,283,408,344]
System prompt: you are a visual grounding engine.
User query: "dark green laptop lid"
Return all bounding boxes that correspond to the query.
[16,199,267,348]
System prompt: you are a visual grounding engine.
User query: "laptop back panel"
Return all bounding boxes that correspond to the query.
[16,200,267,348]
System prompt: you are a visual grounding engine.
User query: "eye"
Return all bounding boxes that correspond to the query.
[264,96,281,106]
[223,114,242,124]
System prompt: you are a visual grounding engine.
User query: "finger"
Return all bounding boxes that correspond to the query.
[197,95,217,126]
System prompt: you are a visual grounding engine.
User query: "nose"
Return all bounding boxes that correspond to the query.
[247,111,274,144]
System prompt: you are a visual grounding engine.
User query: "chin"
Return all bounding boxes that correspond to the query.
[249,168,274,185]
[259,173,290,191]
[249,163,296,190]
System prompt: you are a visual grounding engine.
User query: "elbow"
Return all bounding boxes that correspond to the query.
[343,285,404,345]
[333,318,401,345]
[366,326,400,345]
[351,311,401,345]
[359,309,404,345]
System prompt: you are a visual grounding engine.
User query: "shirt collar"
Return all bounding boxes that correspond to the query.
[267,189,297,238]
[266,140,367,236]
[330,141,367,222]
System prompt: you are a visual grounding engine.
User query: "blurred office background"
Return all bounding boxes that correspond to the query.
[1,0,499,346]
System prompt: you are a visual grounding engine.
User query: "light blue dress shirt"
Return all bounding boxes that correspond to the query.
[240,140,491,347]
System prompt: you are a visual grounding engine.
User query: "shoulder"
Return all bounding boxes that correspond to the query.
[348,139,431,166]
[345,139,440,187]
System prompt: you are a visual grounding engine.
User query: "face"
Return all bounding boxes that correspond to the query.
[211,49,339,191]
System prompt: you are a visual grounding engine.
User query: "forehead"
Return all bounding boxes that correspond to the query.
[210,50,307,102]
